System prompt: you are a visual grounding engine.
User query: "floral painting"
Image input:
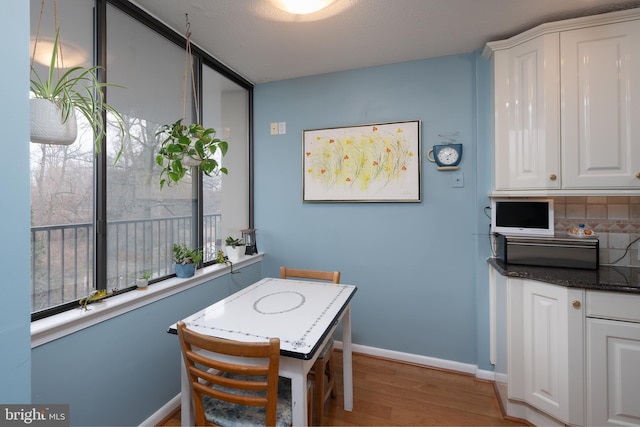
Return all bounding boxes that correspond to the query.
[303,121,421,202]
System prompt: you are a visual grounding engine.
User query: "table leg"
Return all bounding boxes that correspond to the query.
[342,305,353,411]
[289,363,308,426]
[180,354,194,426]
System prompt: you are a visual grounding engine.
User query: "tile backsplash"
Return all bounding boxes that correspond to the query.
[553,196,640,266]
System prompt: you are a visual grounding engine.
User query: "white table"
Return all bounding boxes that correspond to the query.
[171,277,357,426]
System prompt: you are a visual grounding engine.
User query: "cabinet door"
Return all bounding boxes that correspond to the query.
[521,280,584,425]
[587,318,640,426]
[494,34,560,190]
[561,20,640,188]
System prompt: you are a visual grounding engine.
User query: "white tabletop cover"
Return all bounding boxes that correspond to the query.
[182,277,356,358]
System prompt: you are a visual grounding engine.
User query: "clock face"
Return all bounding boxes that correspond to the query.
[437,146,459,165]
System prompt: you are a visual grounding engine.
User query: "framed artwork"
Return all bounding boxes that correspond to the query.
[303,120,421,202]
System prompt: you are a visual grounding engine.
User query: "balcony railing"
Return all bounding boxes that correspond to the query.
[30,214,221,313]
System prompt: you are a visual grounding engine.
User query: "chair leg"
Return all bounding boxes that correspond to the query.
[326,353,337,399]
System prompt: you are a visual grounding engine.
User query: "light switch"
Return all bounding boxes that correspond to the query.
[452,171,464,188]
[278,122,286,134]
[270,122,278,135]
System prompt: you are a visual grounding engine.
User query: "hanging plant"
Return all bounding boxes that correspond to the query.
[155,14,229,188]
[155,119,228,188]
[30,1,127,161]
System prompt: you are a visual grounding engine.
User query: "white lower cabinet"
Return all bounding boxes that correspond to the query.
[586,292,640,426]
[509,279,585,425]
[491,267,640,426]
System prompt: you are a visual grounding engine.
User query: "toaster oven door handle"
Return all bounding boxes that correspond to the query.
[511,242,592,249]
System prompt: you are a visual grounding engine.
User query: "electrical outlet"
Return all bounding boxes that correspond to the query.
[278,121,286,134]
[270,122,278,135]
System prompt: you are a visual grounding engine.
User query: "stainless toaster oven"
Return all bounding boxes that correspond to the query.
[495,233,599,270]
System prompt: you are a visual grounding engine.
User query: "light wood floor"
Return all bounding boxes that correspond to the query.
[159,351,528,426]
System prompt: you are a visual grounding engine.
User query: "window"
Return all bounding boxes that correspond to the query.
[29,0,96,314]
[202,64,250,262]
[30,0,252,319]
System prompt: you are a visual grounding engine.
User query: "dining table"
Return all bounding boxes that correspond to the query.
[168,277,358,426]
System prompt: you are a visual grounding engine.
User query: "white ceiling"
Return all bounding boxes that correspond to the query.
[130,0,640,84]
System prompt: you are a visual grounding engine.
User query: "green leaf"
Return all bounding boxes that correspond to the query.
[155,119,230,188]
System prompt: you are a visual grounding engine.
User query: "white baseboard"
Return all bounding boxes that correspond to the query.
[334,341,496,381]
[140,393,180,427]
[148,343,497,425]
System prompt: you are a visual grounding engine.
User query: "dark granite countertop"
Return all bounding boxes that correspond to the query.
[488,258,640,294]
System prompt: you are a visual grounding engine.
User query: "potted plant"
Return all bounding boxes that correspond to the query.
[172,243,203,278]
[155,119,229,188]
[136,271,151,288]
[30,29,127,159]
[225,236,245,262]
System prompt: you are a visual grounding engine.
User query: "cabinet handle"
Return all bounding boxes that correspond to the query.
[549,174,557,181]
[572,300,581,309]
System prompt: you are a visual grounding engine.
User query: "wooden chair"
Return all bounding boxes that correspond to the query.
[280,266,340,426]
[177,321,312,426]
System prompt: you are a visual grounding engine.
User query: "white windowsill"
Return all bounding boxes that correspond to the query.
[31,254,264,348]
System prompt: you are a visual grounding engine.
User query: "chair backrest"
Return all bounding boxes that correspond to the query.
[280,266,340,284]
[177,321,281,426]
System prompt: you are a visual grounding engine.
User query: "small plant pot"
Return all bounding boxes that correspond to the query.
[175,263,196,278]
[226,246,245,262]
[136,279,148,288]
[30,98,78,145]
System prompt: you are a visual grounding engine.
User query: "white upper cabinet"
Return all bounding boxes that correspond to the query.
[493,34,560,190]
[485,9,640,194]
[561,20,640,189]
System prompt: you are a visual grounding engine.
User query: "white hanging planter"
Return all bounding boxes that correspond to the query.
[30,98,77,145]
[182,137,203,166]
[182,153,202,167]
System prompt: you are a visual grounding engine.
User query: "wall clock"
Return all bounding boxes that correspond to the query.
[427,143,462,171]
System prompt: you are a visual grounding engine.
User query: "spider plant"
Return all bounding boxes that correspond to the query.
[30,29,127,162]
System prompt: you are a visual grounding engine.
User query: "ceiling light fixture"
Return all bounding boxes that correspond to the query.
[30,37,88,68]
[270,0,337,15]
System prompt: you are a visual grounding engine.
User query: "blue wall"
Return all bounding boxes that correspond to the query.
[255,54,493,368]
[0,1,31,404]
[32,264,262,426]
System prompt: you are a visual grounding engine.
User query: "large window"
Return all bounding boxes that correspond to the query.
[29,0,96,314]
[30,0,252,318]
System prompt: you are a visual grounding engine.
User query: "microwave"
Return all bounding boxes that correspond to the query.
[490,198,554,237]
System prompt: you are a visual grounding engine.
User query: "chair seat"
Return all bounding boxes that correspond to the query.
[203,374,293,427]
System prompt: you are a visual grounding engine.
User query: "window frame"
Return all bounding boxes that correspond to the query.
[31,0,254,321]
